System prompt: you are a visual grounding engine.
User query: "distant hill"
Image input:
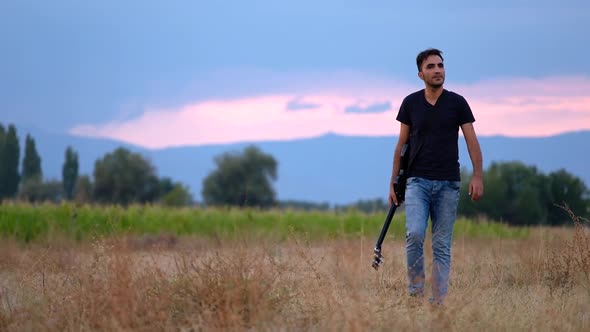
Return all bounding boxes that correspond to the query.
[12,125,590,205]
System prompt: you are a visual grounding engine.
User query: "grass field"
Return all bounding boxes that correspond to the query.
[0,203,529,243]
[0,203,588,331]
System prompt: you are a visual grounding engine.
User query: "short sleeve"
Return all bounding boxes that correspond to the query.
[396,96,412,125]
[457,95,475,125]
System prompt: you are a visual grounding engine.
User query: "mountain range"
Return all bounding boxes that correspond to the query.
[11,125,590,205]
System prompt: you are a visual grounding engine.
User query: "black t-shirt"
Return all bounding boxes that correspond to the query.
[396,89,475,181]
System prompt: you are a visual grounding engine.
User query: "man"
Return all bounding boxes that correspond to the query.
[389,48,484,305]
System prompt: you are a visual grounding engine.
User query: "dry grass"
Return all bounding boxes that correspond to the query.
[0,223,589,331]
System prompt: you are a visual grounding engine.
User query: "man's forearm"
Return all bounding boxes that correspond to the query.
[468,141,483,177]
[390,146,402,186]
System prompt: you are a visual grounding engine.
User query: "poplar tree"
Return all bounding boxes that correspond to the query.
[21,134,42,183]
[0,125,21,198]
[0,124,6,199]
[62,146,79,200]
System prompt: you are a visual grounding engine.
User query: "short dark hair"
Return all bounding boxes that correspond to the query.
[416,48,444,72]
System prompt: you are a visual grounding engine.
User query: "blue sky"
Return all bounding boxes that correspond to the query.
[2,0,589,147]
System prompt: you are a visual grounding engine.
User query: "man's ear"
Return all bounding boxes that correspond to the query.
[418,71,424,80]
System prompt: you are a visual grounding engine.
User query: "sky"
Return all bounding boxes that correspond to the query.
[2,0,590,149]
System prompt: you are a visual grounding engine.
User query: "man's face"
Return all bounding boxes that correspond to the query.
[419,55,445,88]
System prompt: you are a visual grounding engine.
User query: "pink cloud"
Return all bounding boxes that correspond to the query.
[70,76,590,149]
[450,76,590,136]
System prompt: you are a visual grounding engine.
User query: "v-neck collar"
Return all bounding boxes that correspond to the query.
[422,89,446,107]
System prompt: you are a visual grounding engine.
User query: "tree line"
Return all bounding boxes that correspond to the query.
[214,148,589,226]
[458,162,590,226]
[0,123,193,206]
[178,143,590,226]
[1,122,589,225]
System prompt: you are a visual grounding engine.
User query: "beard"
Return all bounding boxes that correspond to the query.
[427,77,445,88]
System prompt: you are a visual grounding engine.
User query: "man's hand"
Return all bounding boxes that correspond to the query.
[389,185,399,206]
[469,175,484,201]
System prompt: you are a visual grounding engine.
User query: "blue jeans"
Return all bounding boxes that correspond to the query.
[404,177,460,303]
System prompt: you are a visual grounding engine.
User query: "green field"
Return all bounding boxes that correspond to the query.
[0,202,529,243]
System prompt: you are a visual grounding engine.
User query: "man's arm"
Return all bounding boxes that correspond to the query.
[389,123,410,205]
[460,122,484,201]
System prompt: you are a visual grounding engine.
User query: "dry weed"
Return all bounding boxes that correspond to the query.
[0,220,589,331]
[544,206,590,297]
